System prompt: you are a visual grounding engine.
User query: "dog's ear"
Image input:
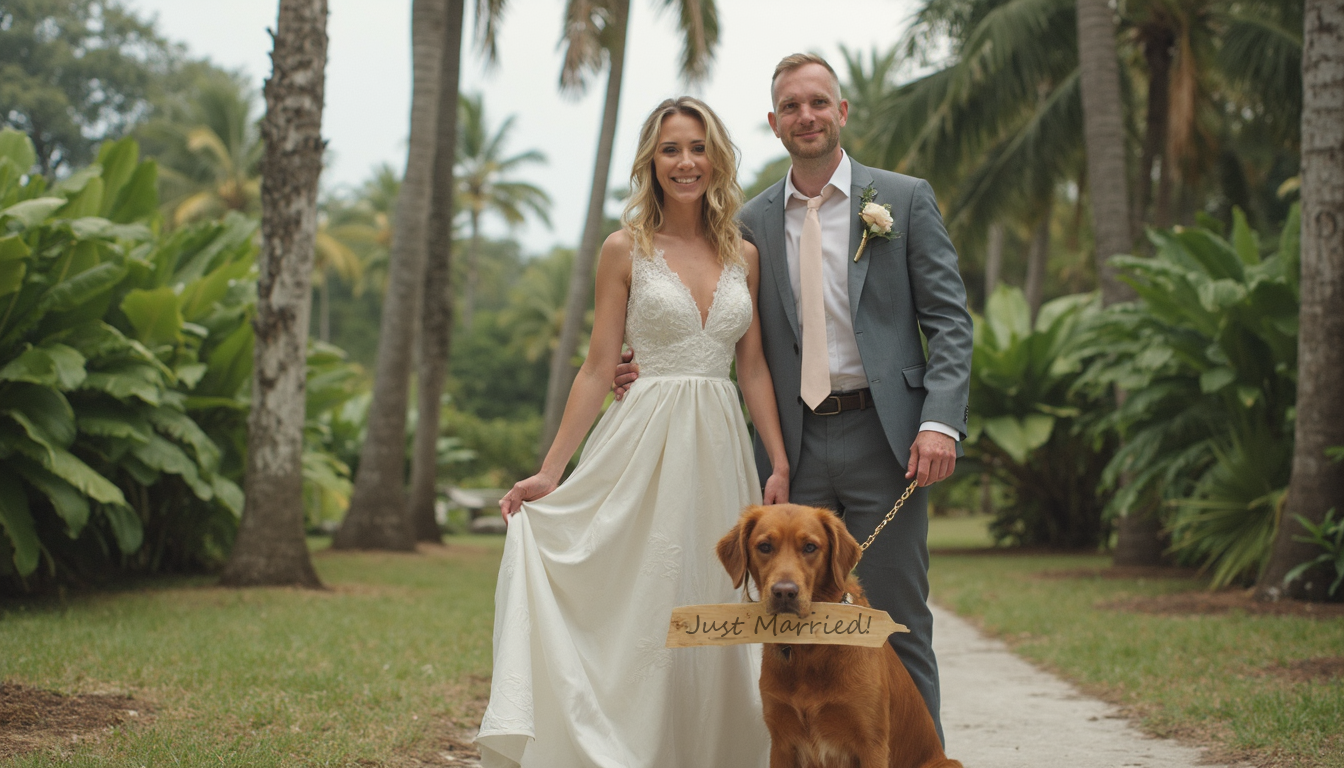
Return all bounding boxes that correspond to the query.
[716,506,760,589]
[823,510,862,590]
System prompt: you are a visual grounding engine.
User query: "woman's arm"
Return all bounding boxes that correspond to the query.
[734,241,790,505]
[500,232,633,520]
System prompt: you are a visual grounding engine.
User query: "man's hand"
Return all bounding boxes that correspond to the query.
[906,430,956,487]
[612,348,639,400]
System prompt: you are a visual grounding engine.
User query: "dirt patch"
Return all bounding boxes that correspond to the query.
[0,682,150,759]
[1099,590,1344,619]
[1035,565,1203,581]
[1259,656,1344,684]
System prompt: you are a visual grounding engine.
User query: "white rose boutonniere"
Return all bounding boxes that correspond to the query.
[854,184,901,262]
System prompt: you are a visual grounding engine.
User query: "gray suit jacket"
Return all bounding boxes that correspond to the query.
[741,157,973,475]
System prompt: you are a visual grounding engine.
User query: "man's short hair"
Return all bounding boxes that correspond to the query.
[770,53,842,106]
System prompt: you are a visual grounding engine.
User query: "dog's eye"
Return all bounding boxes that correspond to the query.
[756,542,773,554]
[802,542,818,554]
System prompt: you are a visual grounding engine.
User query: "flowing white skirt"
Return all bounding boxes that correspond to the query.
[476,375,771,768]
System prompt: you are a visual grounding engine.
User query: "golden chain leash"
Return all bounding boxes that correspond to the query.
[859,480,920,553]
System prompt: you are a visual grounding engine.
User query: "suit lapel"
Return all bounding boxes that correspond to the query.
[848,159,873,323]
[761,181,800,342]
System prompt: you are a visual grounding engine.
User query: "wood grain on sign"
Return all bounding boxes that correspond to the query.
[665,603,908,648]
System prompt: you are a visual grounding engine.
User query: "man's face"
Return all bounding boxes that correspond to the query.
[768,63,848,161]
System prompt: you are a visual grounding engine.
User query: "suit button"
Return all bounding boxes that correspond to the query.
[797,396,804,405]
[793,343,799,354]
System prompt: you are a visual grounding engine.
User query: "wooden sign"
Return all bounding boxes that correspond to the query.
[666,602,908,649]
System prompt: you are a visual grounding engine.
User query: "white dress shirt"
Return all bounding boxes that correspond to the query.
[783,152,958,441]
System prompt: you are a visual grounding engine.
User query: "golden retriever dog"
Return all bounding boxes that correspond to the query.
[716,504,962,768]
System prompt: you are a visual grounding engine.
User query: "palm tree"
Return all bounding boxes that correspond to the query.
[140,72,264,226]
[538,0,720,460]
[312,209,366,342]
[219,0,328,588]
[1255,0,1344,602]
[1075,0,1134,306]
[334,0,452,552]
[408,0,466,544]
[456,92,551,332]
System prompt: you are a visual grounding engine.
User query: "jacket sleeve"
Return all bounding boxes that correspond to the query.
[904,179,973,437]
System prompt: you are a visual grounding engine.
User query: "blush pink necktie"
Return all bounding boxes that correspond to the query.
[799,188,833,411]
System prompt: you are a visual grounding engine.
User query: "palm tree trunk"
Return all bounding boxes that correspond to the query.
[408,0,464,544]
[539,0,629,461]
[983,221,1004,310]
[220,0,327,588]
[1256,0,1344,602]
[1024,211,1050,323]
[1075,0,1135,306]
[464,207,481,333]
[334,0,447,551]
[1137,28,1174,233]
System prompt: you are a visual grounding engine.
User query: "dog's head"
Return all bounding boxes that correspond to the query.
[716,504,862,617]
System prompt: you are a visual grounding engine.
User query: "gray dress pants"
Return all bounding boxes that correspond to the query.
[788,406,942,744]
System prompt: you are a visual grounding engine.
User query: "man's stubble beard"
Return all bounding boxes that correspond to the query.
[782,122,841,162]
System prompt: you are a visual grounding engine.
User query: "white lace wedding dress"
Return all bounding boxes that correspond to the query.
[475,248,771,768]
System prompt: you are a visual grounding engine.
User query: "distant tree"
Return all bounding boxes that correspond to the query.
[139,71,263,225]
[408,0,465,544]
[219,0,329,588]
[334,0,450,552]
[1256,0,1343,602]
[0,0,178,174]
[456,92,550,332]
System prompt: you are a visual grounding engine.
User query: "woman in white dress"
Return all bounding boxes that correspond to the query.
[475,97,787,768]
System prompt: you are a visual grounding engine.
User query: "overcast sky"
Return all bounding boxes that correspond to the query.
[127,0,922,256]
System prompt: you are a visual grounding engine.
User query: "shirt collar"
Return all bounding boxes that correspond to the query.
[784,150,851,205]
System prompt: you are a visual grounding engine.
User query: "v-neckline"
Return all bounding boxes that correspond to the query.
[654,248,727,331]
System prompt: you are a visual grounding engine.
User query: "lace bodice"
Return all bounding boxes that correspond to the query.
[624,249,752,379]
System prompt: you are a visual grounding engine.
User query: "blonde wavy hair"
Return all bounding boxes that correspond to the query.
[622,97,744,266]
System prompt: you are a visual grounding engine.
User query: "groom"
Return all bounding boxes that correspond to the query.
[617,53,972,740]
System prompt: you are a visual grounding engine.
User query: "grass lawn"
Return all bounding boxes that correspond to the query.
[1,537,506,767]
[2,517,1341,767]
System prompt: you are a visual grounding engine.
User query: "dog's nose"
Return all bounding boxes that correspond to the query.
[771,581,798,601]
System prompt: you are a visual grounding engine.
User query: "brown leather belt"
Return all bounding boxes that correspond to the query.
[810,388,873,416]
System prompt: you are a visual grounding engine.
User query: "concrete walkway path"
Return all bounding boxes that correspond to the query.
[933,602,1244,768]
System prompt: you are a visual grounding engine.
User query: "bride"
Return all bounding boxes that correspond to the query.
[475,97,786,767]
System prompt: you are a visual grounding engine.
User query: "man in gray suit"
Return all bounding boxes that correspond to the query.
[618,53,972,740]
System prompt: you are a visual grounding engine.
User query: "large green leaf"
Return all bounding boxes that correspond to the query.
[0,197,67,229]
[982,413,1056,464]
[81,361,165,404]
[148,406,220,471]
[76,405,153,444]
[95,136,140,214]
[0,129,37,174]
[212,475,244,516]
[12,437,126,506]
[0,468,39,576]
[68,217,152,242]
[101,503,143,555]
[0,236,30,297]
[120,286,184,345]
[106,160,159,224]
[15,457,90,538]
[130,434,213,502]
[1,383,76,450]
[0,343,86,390]
[178,257,252,322]
[37,260,128,314]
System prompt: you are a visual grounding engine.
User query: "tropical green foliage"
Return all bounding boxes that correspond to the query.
[0,131,245,583]
[966,286,1111,547]
[0,130,366,589]
[1075,207,1300,586]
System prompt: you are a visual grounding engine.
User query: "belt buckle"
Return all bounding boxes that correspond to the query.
[812,395,842,416]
